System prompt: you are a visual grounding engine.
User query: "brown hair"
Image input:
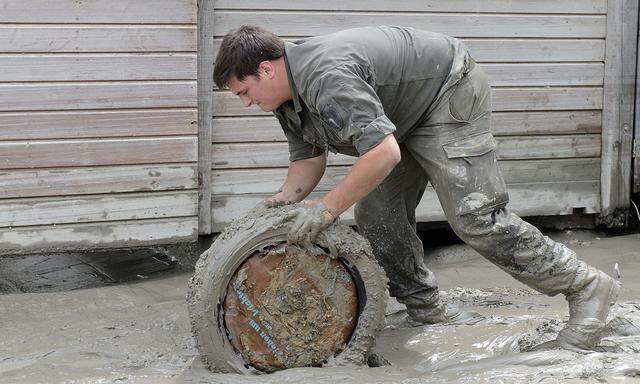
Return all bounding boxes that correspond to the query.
[213,25,285,89]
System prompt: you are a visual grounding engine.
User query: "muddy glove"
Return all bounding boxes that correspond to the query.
[286,201,337,245]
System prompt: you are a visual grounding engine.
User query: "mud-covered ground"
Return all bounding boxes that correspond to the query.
[2,230,640,383]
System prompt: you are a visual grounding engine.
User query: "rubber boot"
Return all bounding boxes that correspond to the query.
[406,298,484,325]
[556,267,620,350]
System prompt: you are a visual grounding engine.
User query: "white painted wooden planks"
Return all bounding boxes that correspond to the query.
[213,88,603,116]
[213,12,606,38]
[0,218,198,255]
[213,38,606,63]
[0,82,196,112]
[463,39,605,63]
[211,135,601,169]
[0,165,197,199]
[212,158,600,195]
[212,63,604,89]
[0,191,198,228]
[0,137,197,169]
[483,63,603,87]
[0,109,197,140]
[0,0,197,23]
[0,0,199,251]
[212,0,607,14]
[210,181,601,231]
[208,1,609,229]
[212,111,602,143]
[0,26,196,53]
[0,54,197,82]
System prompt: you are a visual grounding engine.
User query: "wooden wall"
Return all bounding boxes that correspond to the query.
[0,0,199,254]
[209,0,608,231]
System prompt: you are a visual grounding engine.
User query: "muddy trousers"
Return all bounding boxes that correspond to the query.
[355,65,593,309]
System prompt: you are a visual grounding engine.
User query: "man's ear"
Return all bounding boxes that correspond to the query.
[258,61,275,79]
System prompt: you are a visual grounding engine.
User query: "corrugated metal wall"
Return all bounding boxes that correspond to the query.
[0,0,199,254]
[210,0,607,230]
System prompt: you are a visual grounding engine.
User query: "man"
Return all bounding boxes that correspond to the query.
[213,25,619,351]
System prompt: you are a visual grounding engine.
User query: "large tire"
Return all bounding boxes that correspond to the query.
[187,204,388,374]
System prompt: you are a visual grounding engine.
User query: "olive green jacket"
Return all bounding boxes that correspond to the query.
[274,26,472,161]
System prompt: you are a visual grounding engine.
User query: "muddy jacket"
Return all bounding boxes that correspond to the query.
[274,25,473,161]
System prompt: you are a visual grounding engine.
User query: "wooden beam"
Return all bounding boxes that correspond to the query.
[0,26,196,53]
[0,82,196,112]
[0,109,197,141]
[0,164,197,199]
[0,54,197,82]
[0,217,198,256]
[214,38,606,63]
[210,135,602,169]
[212,63,605,89]
[213,87,603,116]
[0,137,197,169]
[211,158,600,195]
[212,0,607,14]
[213,12,606,38]
[197,0,215,235]
[210,181,601,231]
[0,0,197,23]
[600,0,639,227]
[211,111,602,143]
[0,191,198,228]
[635,1,640,194]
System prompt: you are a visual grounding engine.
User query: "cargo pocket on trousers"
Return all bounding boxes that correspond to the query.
[448,76,476,123]
[441,132,509,216]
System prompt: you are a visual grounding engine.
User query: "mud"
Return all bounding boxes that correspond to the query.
[1,230,640,383]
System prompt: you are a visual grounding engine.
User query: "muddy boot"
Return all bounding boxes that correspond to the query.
[554,268,620,350]
[406,299,484,325]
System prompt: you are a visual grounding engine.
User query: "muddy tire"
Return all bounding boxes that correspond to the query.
[187,204,388,374]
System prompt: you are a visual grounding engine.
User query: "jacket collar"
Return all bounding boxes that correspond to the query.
[284,42,302,113]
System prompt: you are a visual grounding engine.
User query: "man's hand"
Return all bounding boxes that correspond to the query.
[286,200,337,244]
[263,191,294,208]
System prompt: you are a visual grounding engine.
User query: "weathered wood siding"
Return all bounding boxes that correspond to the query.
[0,0,199,254]
[600,0,638,226]
[210,0,608,231]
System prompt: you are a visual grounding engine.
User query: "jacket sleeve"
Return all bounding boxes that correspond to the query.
[308,64,396,156]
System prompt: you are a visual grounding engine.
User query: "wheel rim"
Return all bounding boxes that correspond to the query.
[222,242,359,372]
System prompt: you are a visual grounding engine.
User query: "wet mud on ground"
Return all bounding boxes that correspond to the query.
[2,230,640,383]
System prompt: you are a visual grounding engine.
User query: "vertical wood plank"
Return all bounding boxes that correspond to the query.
[197,0,215,234]
[635,1,640,194]
[600,0,639,227]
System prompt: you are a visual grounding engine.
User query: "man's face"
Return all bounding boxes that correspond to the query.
[228,71,282,113]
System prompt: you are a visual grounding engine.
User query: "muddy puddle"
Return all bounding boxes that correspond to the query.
[1,231,640,383]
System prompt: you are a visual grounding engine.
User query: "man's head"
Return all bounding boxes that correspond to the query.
[214,25,292,112]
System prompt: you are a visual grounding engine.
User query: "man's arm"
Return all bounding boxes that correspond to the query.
[268,152,327,205]
[285,134,400,244]
[322,134,400,216]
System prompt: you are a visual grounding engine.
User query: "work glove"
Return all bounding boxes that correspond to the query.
[286,201,337,245]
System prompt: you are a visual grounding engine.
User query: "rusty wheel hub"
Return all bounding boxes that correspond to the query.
[223,243,359,372]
